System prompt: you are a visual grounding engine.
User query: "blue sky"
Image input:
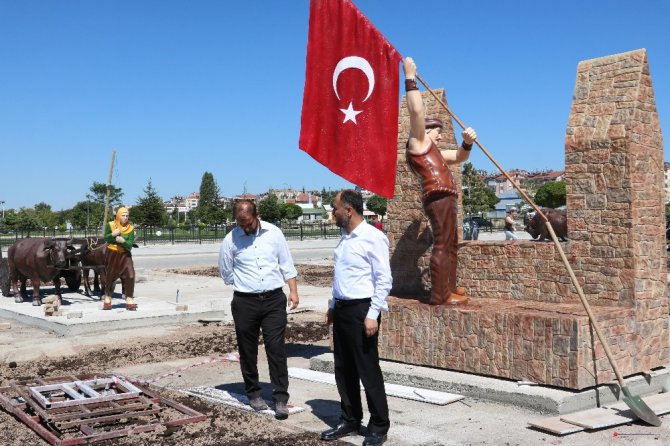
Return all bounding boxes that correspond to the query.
[1,0,669,210]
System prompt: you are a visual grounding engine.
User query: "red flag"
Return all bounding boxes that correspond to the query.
[299,0,402,198]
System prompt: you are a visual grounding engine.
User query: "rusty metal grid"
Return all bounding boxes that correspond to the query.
[0,373,207,446]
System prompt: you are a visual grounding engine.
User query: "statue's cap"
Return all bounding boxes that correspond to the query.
[425,118,444,130]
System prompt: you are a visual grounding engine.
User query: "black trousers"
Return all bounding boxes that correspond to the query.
[332,299,389,435]
[231,289,289,403]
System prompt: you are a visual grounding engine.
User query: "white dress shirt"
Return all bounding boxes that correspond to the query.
[332,220,392,320]
[219,219,297,293]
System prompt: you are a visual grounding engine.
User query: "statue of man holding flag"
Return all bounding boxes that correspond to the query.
[403,57,477,306]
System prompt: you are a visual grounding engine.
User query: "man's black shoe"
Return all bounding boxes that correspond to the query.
[362,433,387,446]
[320,421,362,441]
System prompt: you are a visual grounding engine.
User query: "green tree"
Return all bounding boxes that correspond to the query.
[34,202,57,228]
[462,162,499,215]
[17,208,41,230]
[366,195,388,219]
[133,179,167,226]
[280,203,303,220]
[321,187,337,206]
[534,181,566,208]
[3,209,18,229]
[196,172,225,225]
[89,181,124,209]
[258,194,281,222]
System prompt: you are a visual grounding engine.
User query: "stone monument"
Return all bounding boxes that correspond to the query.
[380,49,669,390]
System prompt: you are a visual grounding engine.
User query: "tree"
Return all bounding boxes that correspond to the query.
[196,172,225,225]
[34,202,57,228]
[258,194,281,222]
[461,162,499,215]
[133,179,167,226]
[3,209,18,229]
[280,203,303,221]
[534,181,566,208]
[366,195,387,219]
[321,187,337,206]
[17,208,41,230]
[89,181,124,209]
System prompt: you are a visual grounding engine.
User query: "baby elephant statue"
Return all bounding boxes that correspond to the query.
[525,208,568,241]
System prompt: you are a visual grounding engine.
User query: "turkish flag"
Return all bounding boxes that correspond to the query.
[299,0,402,198]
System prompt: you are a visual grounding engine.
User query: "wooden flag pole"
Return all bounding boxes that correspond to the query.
[413,74,661,426]
[102,150,116,232]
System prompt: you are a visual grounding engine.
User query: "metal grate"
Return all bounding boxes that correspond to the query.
[0,373,207,446]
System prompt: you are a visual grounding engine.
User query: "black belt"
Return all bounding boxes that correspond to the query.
[335,298,371,308]
[234,288,282,298]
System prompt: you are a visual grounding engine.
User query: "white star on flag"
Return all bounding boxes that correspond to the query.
[339,102,362,124]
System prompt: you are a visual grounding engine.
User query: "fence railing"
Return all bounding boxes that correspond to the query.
[0,222,343,249]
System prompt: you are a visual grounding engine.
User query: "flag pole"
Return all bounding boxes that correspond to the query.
[413,74,661,426]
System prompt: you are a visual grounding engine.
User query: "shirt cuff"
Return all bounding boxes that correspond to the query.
[366,307,380,320]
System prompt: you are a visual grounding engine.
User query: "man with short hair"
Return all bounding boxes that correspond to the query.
[403,56,477,306]
[219,200,299,420]
[321,189,391,446]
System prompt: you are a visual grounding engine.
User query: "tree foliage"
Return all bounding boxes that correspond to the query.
[132,179,167,226]
[280,203,303,220]
[258,194,281,222]
[534,181,566,208]
[366,195,387,219]
[321,187,337,206]
[196,172,225,225]
[462,162,499,215]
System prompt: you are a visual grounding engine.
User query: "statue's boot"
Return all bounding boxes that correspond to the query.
[430,248,467,305]
[446,287,468,305]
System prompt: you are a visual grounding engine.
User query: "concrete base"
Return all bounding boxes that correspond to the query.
[0,270,227,336]
[309,353,670,415]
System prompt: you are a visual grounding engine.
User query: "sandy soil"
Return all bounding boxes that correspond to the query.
[0,265,344,446]
[170,264,335,288]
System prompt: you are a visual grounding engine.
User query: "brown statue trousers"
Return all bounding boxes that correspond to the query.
[407,142,459,305]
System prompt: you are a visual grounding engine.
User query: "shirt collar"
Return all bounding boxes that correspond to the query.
[237,218,267,237]
[343,220,368,238]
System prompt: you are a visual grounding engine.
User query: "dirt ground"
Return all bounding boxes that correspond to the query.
[170,264,335,289]
[0,264,345,446]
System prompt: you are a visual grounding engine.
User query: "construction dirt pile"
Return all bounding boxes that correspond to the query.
[169,264,335,288]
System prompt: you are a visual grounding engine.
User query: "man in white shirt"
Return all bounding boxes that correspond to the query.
[219,200,299,420]
[321,190,392,446]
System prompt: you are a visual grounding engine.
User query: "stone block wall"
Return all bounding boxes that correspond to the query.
[380,49,669,389]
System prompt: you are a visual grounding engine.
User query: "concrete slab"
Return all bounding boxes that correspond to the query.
[310,353,670,415]
[560,407,636,430]
[0,271,228,336]
[288,367,464,405]
[528,416,585,435]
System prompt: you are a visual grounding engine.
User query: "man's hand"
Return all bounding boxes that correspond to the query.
[364,318,379,337]
[403,57,417,79]
[115,236,125,244]
[112,228,121,236]
[462,127,477,145]
[325,308,333,325]
[287,290,299,310]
